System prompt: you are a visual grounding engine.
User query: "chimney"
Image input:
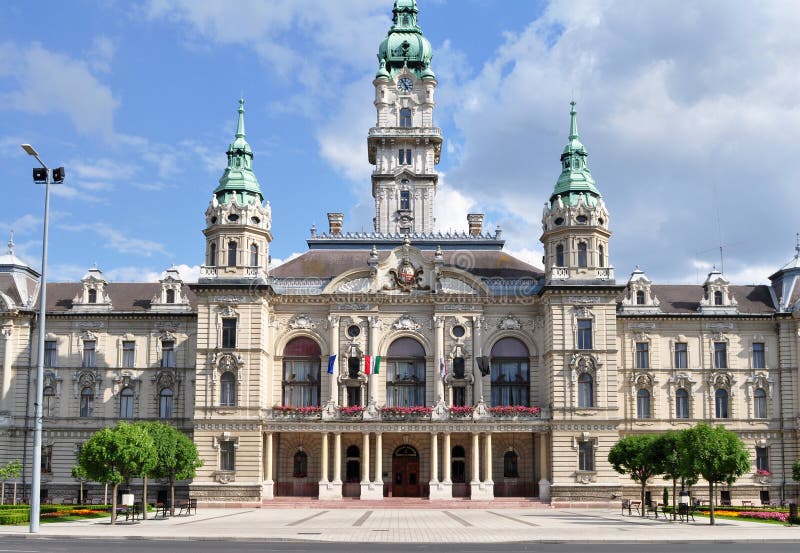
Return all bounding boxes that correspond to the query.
[327,212,344,236]
[467,213,484,237]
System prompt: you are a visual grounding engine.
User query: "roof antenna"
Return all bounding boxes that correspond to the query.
[712,179,725,274]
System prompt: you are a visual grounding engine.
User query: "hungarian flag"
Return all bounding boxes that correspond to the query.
[364,355,372,375]
[373,356,381,374]
[327,354,336,375]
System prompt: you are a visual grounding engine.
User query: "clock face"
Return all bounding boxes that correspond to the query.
[397,77,413,93]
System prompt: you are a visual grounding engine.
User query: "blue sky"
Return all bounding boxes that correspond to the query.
[2,0,799,286]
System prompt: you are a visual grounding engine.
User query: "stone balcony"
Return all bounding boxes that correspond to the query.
[548,266,615,283]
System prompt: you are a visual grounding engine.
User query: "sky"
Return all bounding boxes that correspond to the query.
[1,0,799,286]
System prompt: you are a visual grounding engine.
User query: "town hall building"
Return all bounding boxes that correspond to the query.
[1,0,799,507]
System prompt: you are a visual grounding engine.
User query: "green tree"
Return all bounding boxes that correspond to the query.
[71,465,89,505]
[77,422,157,524]
[792,459,800,484]
[1,460,23,505]
[144,422,202,515]
[679,423,751,525]
[655,430,698,517]
[608,434,663,516]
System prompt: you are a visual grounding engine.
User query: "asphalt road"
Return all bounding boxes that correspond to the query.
[0,539,798,553]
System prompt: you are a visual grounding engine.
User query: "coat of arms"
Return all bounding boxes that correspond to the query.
[387,258,428,292]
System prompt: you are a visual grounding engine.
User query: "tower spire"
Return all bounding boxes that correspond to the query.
[236,97,246,139]
[7,230,14,255]
[212,98,263,206]
[549,100,601,207]
[569,100,579,140]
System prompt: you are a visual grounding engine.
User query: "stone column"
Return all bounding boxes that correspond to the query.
[472,316,483,404]
[484,432,493,484]
[333,432,342,484]
[433,316,445,403]
[429,431,452,500]
[368,317,379,406]
[328,315,340,405]
[0,326,13,417]
[443,433,451,483]
[360,432,382,499]
[538,433,551,500]
[471,432,493,500]
[262,432,274,499]
[320,432,329,483]
[361,433,370,483]
[430,432,439,483]
[318,432,341,499]
[471,432,480,484]
[374,432,383,493]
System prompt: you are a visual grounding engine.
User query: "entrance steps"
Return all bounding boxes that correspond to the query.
[262,497,551,509]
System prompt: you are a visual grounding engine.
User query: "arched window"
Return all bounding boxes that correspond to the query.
[80,387,94,417]
[577,242,588,268]
[293,451,308,478]
[503,450,519,478]
[555,244,564,267]
[385,337,426,407]
[399,107,412,127]
[228,241,237,267]
[159,388,174,418]
[451,446,466,484]
[490,338,529,406]
[715,388,729,418]
[636,290,645,305]
[282,337,321,407]
[345,445,361,483]
[88,289,97,304]
[220,371,236,406]
[209,243,217,266]
[636,388,651,419]
[166,289,175,304]
[250,244,258,267]
[43,386,55,418]
[714,290,723,306]
[578,373,593,408]
[598,244,605,267]
[675,388,689,419]
[753,388,767,419]
[120,387,134,419]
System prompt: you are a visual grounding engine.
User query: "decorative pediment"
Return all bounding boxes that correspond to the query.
[336,277,372,294]
[439,277,477,295]
[288,314,317,330]
[71,266,112,311]
[497,315,521,331]
[377,239,433,293]
[151,266,191,311]
[569,353,600,380]
[708,371,734,391]
[393,314,420,331]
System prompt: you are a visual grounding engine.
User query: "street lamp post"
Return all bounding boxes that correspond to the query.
[20,144,62,533]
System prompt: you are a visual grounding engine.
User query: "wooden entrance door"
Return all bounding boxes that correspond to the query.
[392,445,420,497]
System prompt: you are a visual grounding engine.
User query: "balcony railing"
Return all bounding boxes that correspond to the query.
[368,126,442,138]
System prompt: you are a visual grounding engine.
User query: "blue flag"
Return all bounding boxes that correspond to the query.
[327,354,336,375]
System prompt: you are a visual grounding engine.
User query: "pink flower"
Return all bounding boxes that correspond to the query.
[487,406,541,416]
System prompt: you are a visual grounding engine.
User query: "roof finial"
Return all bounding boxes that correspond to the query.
[236,97,246,139]
[7,230,14,255]
[795,232,800,258]
[569,100,579,140]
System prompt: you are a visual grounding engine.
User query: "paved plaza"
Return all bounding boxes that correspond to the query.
[1,507,797,543]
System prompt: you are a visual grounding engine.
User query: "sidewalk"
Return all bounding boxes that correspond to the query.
[1,508,798,543]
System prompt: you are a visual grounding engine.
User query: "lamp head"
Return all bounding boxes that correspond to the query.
[20,144,38,156]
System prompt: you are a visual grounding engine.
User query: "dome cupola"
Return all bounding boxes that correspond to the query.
[377,0,434,79]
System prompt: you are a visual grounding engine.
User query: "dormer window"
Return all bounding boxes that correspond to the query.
[166,289,175,304]
[400,190,411,210]
[714,290,723,305]
[636,290,645,305]
[88,289,97,304]
[399,107,412,127]
[228,241,237,267]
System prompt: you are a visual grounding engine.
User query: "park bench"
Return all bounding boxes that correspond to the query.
[621,499,641,516]
[645,501,662,519]
[177,498,197,516]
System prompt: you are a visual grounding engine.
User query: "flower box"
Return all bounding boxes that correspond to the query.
[380,406,433,420]
[338,406,364,419]
[272,406,322,420]
[448,406,474,418]
[487,406,542,419]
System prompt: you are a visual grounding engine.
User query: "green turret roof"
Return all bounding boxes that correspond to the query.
[376,0,435,79]
[549,101,601,207]
[213,98,264,206]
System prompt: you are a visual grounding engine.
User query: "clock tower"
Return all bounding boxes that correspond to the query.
[368,0,442,236]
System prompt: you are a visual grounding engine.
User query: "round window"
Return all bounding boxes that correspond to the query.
[347,325,361,338]
[452,325,466,338]
[554,217,564,226]
[576,215,588,224]
[210,216,218,224]
[251,216,260,225]
[598,218,604,225]
[227,214,240,222]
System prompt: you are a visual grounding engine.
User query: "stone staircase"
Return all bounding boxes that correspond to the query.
[262,497,552,509]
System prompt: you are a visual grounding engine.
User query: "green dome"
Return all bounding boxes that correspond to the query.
[377,0,434,79]
[549,101,602,207]
[213,98,264,206]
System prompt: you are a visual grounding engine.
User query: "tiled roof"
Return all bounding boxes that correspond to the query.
[270,249,542,280]
[43,283,198,313]
[645,284,775,314]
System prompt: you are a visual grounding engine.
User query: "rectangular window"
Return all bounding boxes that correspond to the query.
[44,340,57,368]
[578,441,594,471]
[220,441,235,472]
[400,190,411,210]
[756,447,769,472]
[222,318,237,349]
[635,342,649,369]
[714,342,727,369]
[161,340,175,368]
[41,445,52,474]
[122,341,135,368]
[577,319,593,350]
[398,148,412,165]
[452,386,466,407]
[752,342,765,369]
[82,341,96,368]
[674,343,687,369]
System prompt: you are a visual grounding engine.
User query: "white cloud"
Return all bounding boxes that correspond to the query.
[165,263,201,283]
[0,42,118,136]
[88,36,116,74]
[58,222,168,256]
[105,266,162,282]
[269,251,302,270]
[0,214,42,236]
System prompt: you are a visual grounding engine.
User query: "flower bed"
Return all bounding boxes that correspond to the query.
[698,508,790,524]
[488,406,541,417]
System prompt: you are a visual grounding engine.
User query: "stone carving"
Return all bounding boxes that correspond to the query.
[392,314,420,331]
[439,277,477,295]
[497,315,521,330]
[386,258,428,292]
[337,277,372,294]
[289,314,316,330]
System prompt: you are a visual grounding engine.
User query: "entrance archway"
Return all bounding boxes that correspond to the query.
[391,445,420,497]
